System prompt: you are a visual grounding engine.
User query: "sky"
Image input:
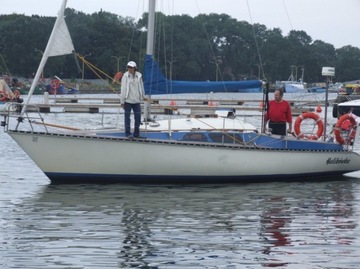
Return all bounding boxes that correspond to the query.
[2,0,360,49]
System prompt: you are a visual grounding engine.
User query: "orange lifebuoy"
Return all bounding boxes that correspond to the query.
[294,112,324,140]
[50,79,60,90]
[334,114,357,144]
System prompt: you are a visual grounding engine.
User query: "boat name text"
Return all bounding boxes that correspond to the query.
[326,157,350,165]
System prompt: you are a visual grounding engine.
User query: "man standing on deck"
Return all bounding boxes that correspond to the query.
[264,88,292,135]
[121,61,146,138]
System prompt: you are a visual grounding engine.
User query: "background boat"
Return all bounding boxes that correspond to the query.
[275,66,307,93]
[44,76,80,95]
[337,99,360,118]
[331,82,360,118]
[0,78,23,112]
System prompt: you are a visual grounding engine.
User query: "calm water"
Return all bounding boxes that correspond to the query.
[2,93,360,268]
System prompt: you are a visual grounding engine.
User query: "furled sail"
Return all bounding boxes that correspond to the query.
[143,54,262,95]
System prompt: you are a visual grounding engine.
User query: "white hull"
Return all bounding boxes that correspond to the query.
[337,99,360,117]
[285,83,306,93]
[5,0,360,184]
[275,81,306,93]
[8,130,360,183]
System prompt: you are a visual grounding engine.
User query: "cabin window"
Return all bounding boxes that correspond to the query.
[209,133,243,144]
[181,133,208,142]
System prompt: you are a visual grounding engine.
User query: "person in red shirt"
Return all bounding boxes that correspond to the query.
[264,88,292,135]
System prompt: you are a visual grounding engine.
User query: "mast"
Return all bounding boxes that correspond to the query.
[144,0,156,121]
[146,0,156,56]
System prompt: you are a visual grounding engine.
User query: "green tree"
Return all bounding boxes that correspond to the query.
[1,10,359,85]
[336,46,360,82]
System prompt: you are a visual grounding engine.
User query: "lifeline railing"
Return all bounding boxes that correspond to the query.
[2,103,50,133]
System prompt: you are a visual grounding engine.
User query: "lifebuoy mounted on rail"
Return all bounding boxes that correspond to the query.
[294,112,324,140]
[334,114,357,145]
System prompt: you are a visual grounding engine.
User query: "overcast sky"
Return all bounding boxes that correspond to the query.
[2,0,360,49]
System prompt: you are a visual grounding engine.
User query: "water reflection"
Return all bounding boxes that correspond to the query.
[1,180,360,268]
[260,196,292,267]
[119,206,156,267]
[258,181,358,268]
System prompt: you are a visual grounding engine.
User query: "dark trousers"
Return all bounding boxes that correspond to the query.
[269,121,286,135]
[124,102,141,137]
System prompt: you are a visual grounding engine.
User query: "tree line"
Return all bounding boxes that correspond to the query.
[0,8,359,85]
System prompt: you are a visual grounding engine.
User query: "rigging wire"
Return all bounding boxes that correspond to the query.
[158,0,176,95]
[0,53,10,75]
[76,53,120,94]
[282,0,294,30]
[182,0,227,84]
[245,0,266,82]
[245,0,268,132]
[140,1,242,133]
[128,0,145,66]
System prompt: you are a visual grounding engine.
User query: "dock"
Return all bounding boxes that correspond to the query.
[26,95,333,115]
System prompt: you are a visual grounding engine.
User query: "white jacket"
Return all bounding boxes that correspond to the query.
[120,71,145,104]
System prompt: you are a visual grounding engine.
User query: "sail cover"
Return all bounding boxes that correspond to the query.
[143,54,262,95]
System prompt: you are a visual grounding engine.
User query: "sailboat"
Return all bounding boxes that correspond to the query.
[0,78,22,112]
[2,0,360,184]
